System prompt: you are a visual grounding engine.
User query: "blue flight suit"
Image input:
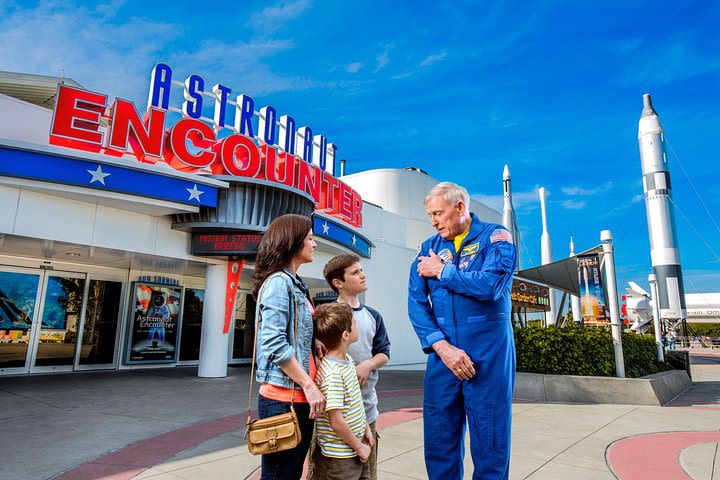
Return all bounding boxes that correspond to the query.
[408,213,517,480]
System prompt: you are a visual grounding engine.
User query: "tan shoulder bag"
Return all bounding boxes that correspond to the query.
[245,274,302,455]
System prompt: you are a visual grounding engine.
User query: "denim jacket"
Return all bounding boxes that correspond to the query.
[255,268,314,389]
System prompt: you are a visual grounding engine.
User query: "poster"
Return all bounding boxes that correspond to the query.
[126,282,182,363]
[577,254,608,325]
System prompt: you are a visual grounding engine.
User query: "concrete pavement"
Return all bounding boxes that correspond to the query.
[1,351,719,479]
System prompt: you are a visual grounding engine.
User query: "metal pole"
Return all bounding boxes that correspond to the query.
[648,274,665,362]
[601,230,626,378]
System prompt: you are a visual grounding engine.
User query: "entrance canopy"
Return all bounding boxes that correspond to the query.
[516,246,602,296]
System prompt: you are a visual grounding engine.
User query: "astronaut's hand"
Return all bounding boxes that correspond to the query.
[432,340,476,381]
[417,250,444,279]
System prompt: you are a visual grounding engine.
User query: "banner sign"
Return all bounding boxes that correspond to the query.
[577,254,608,325]
[190,232,263,256]
[48,63,363,227]
[126,282,182,363]
[511,279,550,312]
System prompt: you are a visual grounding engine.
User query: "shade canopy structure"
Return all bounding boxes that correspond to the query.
[516,246,602,296]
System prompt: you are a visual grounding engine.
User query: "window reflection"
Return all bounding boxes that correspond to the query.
[0,271,39,369]
[79,280,122,365]
[35,276,84,367]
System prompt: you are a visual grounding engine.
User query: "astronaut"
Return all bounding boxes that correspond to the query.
[408,182,517,480]
[146,290,170,342]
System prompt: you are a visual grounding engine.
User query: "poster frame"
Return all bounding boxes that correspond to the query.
[124,281,185,365]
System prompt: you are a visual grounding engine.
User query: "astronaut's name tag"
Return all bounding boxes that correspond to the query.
[490,229,513,244]
[461,242,479,256]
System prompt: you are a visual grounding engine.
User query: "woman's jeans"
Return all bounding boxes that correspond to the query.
[259,395,314,480]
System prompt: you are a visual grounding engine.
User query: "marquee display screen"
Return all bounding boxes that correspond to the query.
[190,232,263,256]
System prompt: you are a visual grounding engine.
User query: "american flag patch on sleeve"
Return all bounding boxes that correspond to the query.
[490,228,513,244]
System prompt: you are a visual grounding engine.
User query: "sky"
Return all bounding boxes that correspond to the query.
[1,0,720,296]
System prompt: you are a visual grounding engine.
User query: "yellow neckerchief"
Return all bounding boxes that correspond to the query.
[453,220,471,253]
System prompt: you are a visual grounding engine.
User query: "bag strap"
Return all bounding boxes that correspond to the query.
[246,272,300,428]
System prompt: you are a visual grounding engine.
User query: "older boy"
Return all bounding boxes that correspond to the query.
[323,254,390,479]
[313,303,374,480]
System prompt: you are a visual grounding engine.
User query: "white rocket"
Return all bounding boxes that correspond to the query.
[637,94,686,321]
[502,165,521,268]
[569,235,583,323]
[539,187,558,325]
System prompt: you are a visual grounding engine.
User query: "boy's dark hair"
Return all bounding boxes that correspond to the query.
[313,303,353,350]
[323,254,360,294]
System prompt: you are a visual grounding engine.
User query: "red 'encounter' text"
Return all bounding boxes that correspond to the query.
[48,85,362,227]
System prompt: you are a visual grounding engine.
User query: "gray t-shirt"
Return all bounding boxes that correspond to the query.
[346,305,390,424]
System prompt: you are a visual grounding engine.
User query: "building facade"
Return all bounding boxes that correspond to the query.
[0,70,504,377]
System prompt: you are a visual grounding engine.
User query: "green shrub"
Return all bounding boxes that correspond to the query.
[514,326,672,378]
[686,323,720,336]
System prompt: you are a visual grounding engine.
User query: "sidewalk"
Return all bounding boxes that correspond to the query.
[1,351,719,480]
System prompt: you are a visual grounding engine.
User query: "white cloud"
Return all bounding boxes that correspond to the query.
[472,187,543,212]
[0,2,177,102]
[562,199,586,210]
[373,45,391,73]
[0,1,336,103]
[420,51,446,67]
[345,62,363,73]
[392,71,414,80]
[561,182,613,196]
[247,0,312,35]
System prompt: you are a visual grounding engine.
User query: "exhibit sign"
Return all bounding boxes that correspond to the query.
[126,282,182,364]
[577,254,609,325]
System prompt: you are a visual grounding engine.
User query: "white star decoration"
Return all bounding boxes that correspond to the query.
[351,235,357,246]
[186,184,204,202]
[322,221,330,235]
[87,165,110,186]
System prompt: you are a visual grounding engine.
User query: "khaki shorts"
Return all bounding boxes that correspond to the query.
[311,447,370,480]
[307,421,378,480]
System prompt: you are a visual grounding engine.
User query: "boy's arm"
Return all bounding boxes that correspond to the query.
[356,307,391,386]
[327,410,371,461]
[356,353,388,387]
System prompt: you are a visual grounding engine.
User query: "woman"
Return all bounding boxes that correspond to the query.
[251,214,326,480]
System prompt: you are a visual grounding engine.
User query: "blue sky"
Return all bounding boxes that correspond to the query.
[1,0,720,295]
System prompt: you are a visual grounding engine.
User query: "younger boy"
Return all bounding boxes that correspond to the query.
[323,255,390,480]
[313,303,374,480]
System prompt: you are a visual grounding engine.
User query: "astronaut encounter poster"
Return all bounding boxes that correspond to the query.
[126,283,182,363]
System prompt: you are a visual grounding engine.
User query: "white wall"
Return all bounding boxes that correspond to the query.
[0,184,221,266]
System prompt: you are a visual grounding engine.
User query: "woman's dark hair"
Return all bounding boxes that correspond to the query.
[251,214,313,299]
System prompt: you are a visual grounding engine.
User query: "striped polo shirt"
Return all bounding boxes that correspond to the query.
[315,353,367,458]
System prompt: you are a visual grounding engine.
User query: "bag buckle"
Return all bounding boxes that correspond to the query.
[269,437,278,450]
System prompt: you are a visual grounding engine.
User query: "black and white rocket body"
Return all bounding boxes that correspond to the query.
[638,94,686,320]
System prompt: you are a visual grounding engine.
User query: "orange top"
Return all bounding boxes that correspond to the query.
[259,298,317,403]
[259,354,317,402]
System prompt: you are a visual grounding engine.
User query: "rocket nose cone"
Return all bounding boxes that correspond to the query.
[503,164,510,180]
[641,93,657,117]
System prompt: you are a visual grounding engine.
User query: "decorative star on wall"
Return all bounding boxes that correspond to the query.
[186,184,204,202]
[87,165,111,185]
[322,221,330,234]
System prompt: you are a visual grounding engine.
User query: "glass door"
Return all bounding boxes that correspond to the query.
[178,288,204,363]
[229,289,255,364]
[0,268,41,374]
[30,272,86,372]
[76,278,124,369]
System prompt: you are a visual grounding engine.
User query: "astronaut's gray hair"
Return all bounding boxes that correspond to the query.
[425,182,470,209]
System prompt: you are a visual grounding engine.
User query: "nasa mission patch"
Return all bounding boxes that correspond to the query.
[459,254,476,270]
[437,248,454,264]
